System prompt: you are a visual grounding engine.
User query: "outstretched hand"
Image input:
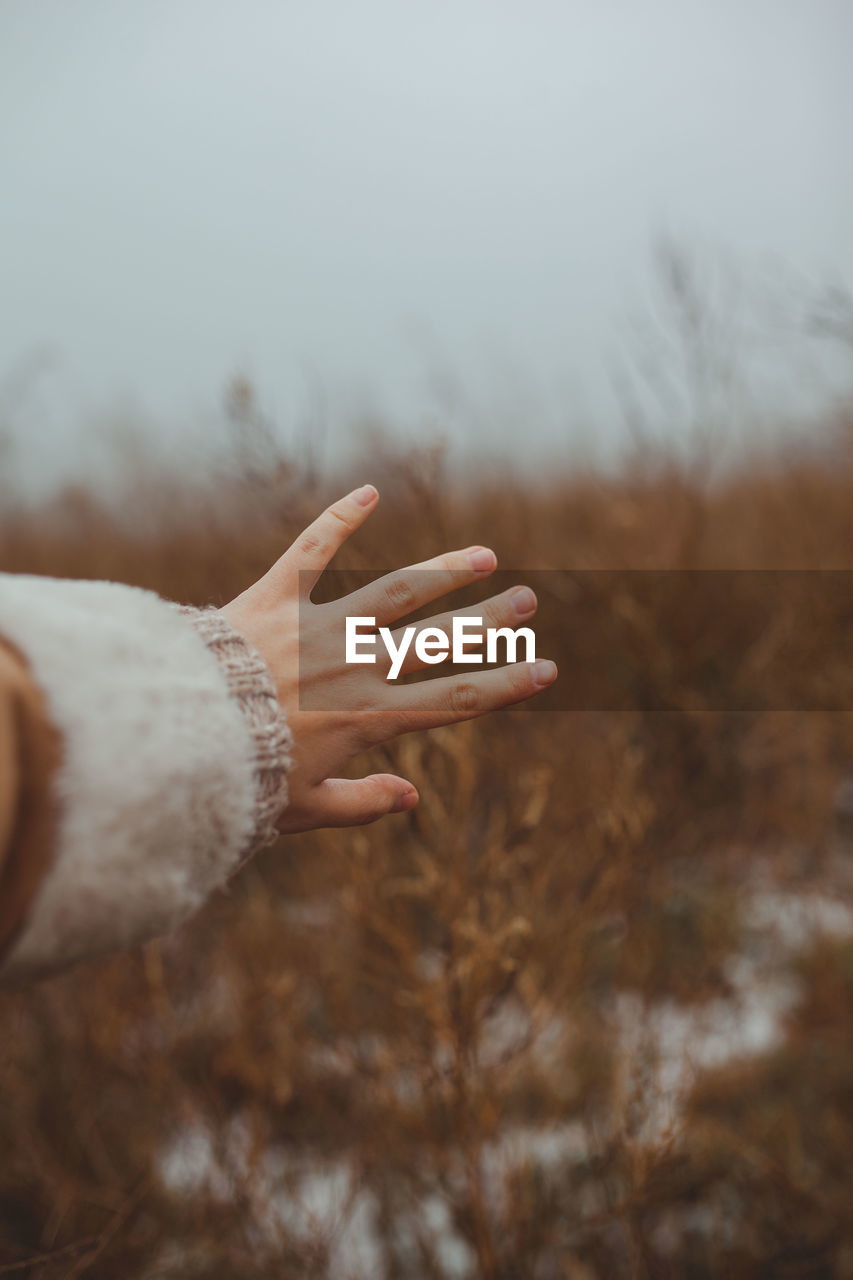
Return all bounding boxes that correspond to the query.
[222,485,556,833]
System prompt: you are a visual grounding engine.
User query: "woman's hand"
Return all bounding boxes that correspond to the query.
[221,485,556,833]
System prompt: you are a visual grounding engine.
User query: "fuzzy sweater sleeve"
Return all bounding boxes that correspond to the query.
[0,639,62,967]
[0,574,292,984]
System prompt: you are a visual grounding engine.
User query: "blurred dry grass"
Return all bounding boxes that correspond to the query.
[2,414,853,1278]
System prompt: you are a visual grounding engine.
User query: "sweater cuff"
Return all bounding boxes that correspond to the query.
[0,575,277,981]
[177,607,292,855]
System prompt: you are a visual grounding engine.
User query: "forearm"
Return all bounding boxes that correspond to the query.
[0,574,291,985]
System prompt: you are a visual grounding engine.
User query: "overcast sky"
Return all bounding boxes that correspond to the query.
[2,0,852,488]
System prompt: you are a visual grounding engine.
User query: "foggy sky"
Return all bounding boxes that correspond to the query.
[2,0,852,487]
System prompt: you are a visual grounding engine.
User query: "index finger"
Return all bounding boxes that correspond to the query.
[267,485,379,594]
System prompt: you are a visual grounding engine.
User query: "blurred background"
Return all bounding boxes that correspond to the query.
[2,2,853,1276]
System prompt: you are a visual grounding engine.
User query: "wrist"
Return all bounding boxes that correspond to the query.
[178,606,292,855]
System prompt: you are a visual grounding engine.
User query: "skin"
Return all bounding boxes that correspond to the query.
[222,484,557,833]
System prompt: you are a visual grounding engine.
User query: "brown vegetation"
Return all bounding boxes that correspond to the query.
[2,417,853,1278]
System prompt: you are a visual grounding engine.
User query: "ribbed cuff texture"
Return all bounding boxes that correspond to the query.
[178,606,292,855]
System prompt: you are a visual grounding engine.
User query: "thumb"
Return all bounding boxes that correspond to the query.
[312,774,419,828]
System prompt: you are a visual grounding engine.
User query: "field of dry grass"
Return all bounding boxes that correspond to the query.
[2,415,853,1278]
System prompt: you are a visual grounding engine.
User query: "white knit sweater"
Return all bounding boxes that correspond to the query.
[0,574,292,982]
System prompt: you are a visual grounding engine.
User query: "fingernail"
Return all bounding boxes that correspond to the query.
[510,586,537,616]
[391,787,418,813]
[531,660,557,687]
[351,484,378,507]
[468,547,496,573]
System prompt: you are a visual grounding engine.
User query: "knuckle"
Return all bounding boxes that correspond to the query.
[356,785,388,826]
[372,779,393,808]
[298,531,325,557]
[385,578,415,612]
[515,666,535,696]
[484,601,503,630]
[329,505,356,530]
[355,808,382,827]
[450,681,479,715]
